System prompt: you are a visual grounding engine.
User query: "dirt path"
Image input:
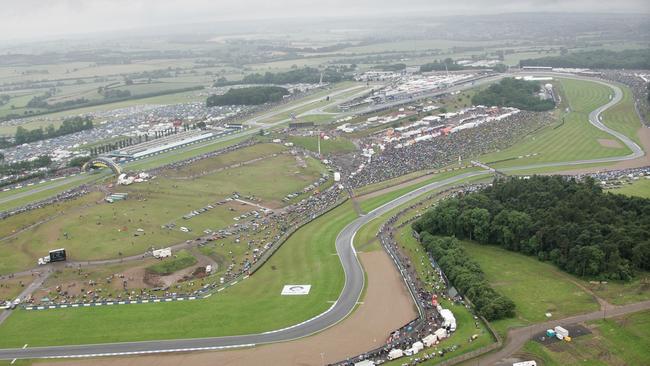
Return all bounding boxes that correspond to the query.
[477,300,650,366]
[43,249,417,366]
[0,270,52,326]
[547,267,613,311]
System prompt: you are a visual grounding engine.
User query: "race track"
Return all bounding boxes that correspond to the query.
[0,74,644,360]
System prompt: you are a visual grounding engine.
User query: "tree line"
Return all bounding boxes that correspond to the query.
[206,86,289,106]
[216,67,350,86]
[14,116,93,145]
[471,78,555,111]
[374,63,407,71]
[520,49,650,70]
[0,155,51,176]
[413,176,650,281]
[420,58,466,72]
[418,234,516,321]
[86,123,205,156]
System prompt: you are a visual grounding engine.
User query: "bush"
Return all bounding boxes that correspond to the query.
[146,250,197,275]
[206,86,289,106]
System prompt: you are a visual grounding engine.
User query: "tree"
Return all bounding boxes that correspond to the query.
[414,175,650,281]
[493,63,508,73]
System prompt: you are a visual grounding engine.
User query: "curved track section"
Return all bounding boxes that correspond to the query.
[0,75,644,360]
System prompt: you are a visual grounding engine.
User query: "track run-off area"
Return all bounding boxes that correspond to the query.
[0,73,646,361]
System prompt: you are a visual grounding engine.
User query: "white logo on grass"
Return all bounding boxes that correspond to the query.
[281,285,311,295]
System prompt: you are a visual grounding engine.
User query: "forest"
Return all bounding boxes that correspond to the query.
[206,86,290,106]
[413,176,650,281]
[420,234,516,321]
[471,78,555,111]
[520,49,650,69]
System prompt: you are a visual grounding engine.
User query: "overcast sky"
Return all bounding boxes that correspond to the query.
[1,0,649,41]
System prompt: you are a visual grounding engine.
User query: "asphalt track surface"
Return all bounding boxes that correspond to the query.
[0,74,645,360]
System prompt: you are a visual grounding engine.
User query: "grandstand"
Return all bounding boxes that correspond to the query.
[108,129,229,159]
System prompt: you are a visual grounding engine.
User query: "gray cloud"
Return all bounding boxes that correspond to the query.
[2,0,649,40]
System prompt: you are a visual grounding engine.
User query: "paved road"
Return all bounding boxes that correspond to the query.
[0,73,645,360]
[0,173,99,206]
[0,270,52,326]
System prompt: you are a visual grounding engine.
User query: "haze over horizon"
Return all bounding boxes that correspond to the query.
[2,0,649,42]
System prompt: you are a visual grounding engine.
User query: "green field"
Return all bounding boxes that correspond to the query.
[578,272,650,306]
[600,81,643,146]
[0,202,354,347]
[123,135,252,172]
[522,310,650,366]
[483,79,634,169]
[608,179,650,199]
[288,135,356,154]
[0,136,251,214]
[0,144,327,274]
[0,173,108,213]
[353,211,389,252]
[459,241,599,338]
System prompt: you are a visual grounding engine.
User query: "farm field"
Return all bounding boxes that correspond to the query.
[0,202,355,348]
[483,79,634,168]
[0,143,328,275]
[0,89,205,136]
[0,80,205,126]
[522,310,650,366]
[459,241,599,339]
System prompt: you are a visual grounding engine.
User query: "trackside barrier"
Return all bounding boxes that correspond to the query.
[22,188,348,311]
[330,185,501,366]
[24,296,200,310]
[247,194,349,275]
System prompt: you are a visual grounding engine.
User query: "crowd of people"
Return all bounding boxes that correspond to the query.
[0,184,90,220]
[16,142,347,306]
[342,111,549,188]
[334,184,490,366]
